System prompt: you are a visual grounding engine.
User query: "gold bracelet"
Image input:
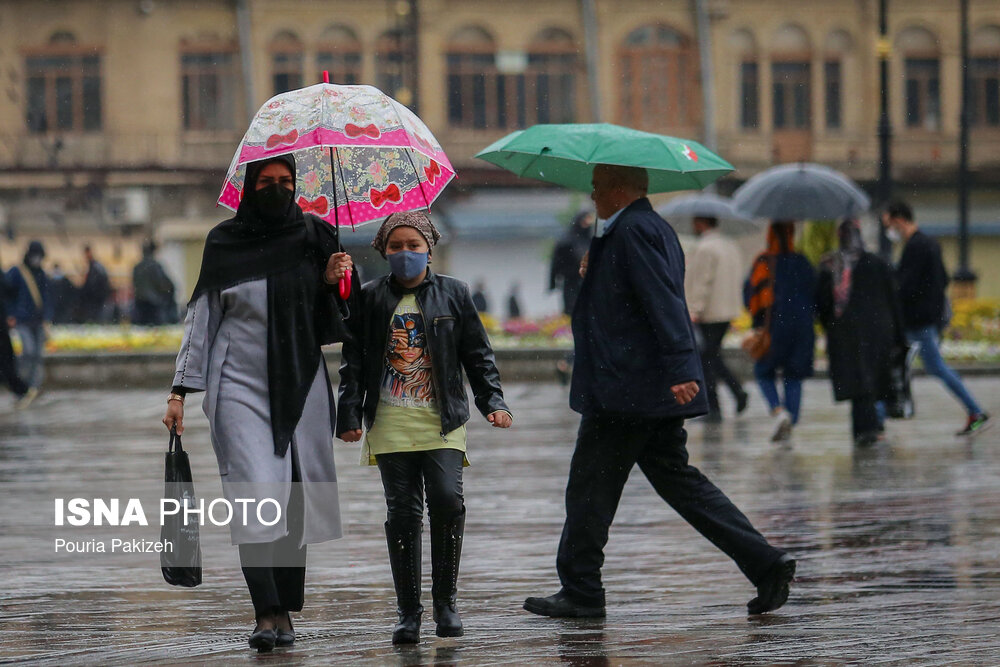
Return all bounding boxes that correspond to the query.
[167,393,185,405]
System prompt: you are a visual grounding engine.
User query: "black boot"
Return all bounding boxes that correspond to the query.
[385,519,423,644]
[430,508,465,638]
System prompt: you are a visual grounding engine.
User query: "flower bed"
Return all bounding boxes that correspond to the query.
[13,299,1000,362]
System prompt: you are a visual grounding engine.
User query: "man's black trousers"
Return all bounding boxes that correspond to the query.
[556,412,785,606]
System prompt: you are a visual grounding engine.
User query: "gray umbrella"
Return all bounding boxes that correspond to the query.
[657,192,760,235]
[732,163,870,220]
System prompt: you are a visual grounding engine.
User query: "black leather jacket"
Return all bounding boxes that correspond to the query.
[337,270,510,438]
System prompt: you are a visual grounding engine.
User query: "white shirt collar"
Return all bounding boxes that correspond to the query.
[595,205,628,238]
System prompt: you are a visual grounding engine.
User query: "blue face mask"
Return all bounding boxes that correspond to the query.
[388,250,428,281]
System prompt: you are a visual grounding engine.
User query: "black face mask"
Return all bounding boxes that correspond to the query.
[255,183,294,220]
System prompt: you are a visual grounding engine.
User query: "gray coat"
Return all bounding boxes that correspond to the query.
[173,279,342,546]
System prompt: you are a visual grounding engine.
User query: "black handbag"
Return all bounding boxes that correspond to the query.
[160,427,202,587]
[886,344,918,420]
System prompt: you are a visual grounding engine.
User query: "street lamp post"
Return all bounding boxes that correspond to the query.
[876,0,893,260]
[954,0,977,295]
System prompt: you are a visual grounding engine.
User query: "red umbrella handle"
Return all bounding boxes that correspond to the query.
[339,269,352,300]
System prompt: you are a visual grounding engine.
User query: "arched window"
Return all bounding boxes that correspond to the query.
[316,24,361,85]
[898,26,940,130]
[377,29,409,103]
[824,29,853,130]
[971,25,1000,127]
[731,29,758,130]
[181,37,239,130]
[24,31,102,133]
[271,31,303,94]
[446,27,498,129]
[526,28,579,124]
[771,24,812,130]
[619,24,700,130]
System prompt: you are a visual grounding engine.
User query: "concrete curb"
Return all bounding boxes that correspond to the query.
[37,347,1000,389]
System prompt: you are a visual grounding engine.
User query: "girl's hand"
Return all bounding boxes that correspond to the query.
[578,251,589,279]
[339,429,363,442]
[487,411,512,428]
[325,252,353,284]
[163,401,184,434]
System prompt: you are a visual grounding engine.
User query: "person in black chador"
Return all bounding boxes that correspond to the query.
[162,154,356,652]
[549,211,594,315]
[817,219,907,446]
[523,164,795,620]
[78,245,111,323]
[132,240,177,325]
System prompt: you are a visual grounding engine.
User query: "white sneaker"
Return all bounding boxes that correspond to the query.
[15,387,39,410]
[770,408,793,442]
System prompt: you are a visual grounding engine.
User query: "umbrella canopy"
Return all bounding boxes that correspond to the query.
[731,163,870,221]
[475,123,733,193]
[218,83,454,228]
[657,193,759,235]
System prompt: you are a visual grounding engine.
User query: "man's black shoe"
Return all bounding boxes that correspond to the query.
[523,590,605,618]
[747,554,796,615]
[735,391,749,415]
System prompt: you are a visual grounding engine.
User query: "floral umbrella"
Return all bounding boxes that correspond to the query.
[218,82,455,231]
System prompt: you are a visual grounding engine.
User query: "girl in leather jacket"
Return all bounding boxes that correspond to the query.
[337,211,512,644]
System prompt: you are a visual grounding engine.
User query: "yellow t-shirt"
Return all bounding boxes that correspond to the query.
[362,294,468,465]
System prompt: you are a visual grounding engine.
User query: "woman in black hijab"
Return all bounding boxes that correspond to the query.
[162,154,356,651]
[817,219,906,446]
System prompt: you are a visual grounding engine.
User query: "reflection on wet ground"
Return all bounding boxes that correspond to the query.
[2,377,999,664]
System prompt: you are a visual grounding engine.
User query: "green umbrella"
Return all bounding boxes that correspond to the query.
[475,123,733,193]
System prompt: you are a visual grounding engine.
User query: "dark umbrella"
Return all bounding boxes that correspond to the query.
[732,163,870,220]
[657,193,759,235]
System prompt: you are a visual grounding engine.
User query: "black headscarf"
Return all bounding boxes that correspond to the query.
[189,154,348,457]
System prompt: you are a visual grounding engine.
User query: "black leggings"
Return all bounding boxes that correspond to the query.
[239,448,306,619]
[376,449,465,524]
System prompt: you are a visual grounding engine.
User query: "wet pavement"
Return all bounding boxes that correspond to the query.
[2,376,1000,665]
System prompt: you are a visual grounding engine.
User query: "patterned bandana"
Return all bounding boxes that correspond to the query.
[371,211,442,258]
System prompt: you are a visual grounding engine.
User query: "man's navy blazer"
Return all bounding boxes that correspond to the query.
[569,197,709,419]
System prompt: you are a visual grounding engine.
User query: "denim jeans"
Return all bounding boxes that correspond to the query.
[905,326,982,416]
[754,371,803,424]
[14,323,45,389]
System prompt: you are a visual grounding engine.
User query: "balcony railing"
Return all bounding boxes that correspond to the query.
[0,131,242,171]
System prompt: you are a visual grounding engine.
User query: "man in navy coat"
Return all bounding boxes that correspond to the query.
[524,164,795,618]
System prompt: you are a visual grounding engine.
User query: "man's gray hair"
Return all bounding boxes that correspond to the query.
[600,164,649,194]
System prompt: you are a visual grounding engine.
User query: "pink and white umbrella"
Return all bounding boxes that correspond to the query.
[219,81,455,229]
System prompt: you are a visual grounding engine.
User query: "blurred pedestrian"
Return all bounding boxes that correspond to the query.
[78,245,111,323]
[471,280,489,313]
[132,239,177,325]
[338,211,512,644]
[549,211,594,316]
[882,200,990,436]
[507,283,522,320]
[0,257,34,408]
[5,240,51,392]
[817,220,907,446]
[524,164,795,620]
[162,155,355,652]
[744,222,816,442]
[48,263,77,324]
[685,215,749,421]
